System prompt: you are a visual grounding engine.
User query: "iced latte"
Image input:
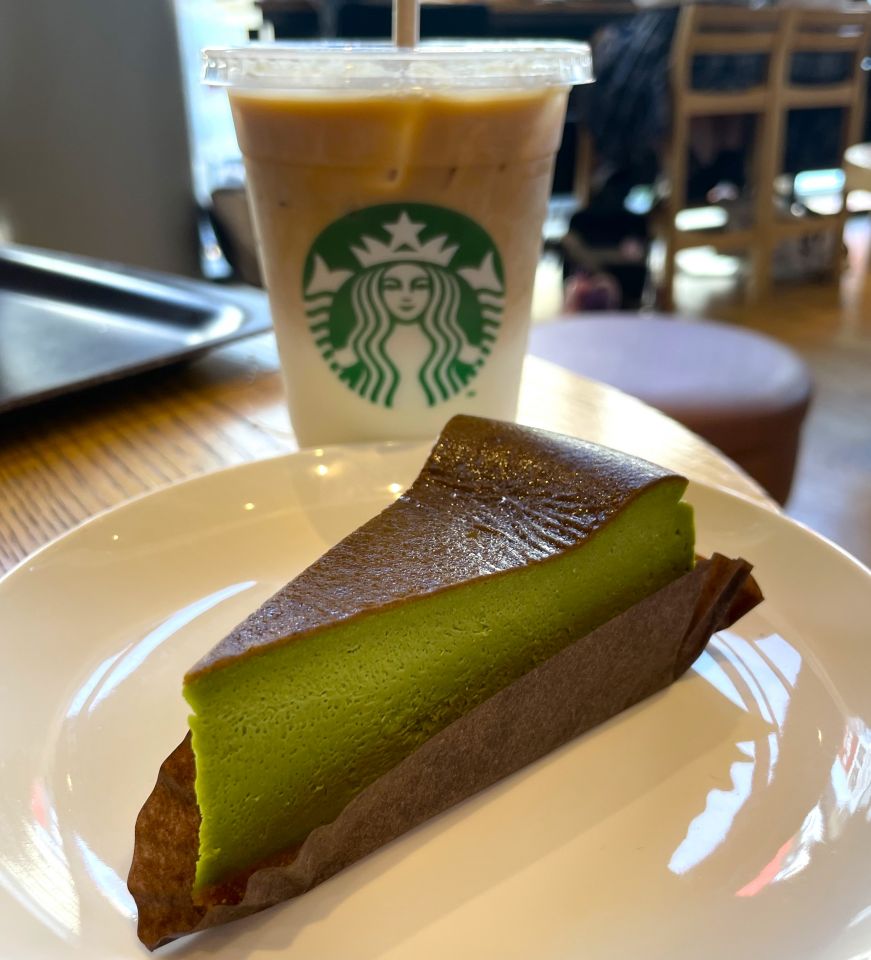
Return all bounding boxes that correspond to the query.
[205,43,592,445]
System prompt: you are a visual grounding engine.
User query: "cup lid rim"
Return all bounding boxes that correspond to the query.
[203,40,594,90]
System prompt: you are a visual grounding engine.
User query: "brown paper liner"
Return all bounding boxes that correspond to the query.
[128,554,761,950]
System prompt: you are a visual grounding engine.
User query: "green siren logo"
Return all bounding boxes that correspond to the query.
[303,203,504,409]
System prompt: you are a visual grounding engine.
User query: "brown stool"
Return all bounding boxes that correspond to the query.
[528,313,813,504]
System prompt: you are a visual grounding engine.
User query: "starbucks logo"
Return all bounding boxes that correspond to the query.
[303,203,504,409]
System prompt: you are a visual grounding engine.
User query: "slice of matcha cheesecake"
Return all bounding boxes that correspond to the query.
[183,415,695,897]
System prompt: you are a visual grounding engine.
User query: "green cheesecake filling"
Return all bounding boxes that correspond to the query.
[184,480,694,892]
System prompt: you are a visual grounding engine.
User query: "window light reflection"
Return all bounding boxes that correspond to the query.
[669,632,802,878]
[73,834,134,919]
[669,745,755,876]
[737,718,871,898]
[671,629,871,896]
[65,581,256,719]
[0,779,80,940]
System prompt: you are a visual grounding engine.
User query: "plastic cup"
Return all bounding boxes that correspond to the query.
[204,42,592,446]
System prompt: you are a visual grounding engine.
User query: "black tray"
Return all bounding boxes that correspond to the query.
[0,245,271,414]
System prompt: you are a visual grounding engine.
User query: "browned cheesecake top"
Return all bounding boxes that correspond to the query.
[187,415,681,679]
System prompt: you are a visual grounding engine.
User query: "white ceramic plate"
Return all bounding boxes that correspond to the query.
[2,443,871,960]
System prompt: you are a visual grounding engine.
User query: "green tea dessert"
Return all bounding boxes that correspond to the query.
[183,415,695,896]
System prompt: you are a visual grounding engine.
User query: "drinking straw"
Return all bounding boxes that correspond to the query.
[393,0,419,47]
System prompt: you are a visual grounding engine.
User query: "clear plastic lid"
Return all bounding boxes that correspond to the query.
[203,40,593,91]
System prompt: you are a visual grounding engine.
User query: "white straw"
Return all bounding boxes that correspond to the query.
[393,0,419,48]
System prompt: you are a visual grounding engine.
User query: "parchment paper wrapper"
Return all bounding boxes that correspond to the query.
[128,553,761,950]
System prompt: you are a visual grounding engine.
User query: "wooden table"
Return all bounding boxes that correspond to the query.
[0,326,771,576]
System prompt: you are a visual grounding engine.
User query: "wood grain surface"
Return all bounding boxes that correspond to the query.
[0,326,770,576]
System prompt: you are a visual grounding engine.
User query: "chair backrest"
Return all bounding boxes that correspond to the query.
[778,8,871,147]
[670,5,784,108]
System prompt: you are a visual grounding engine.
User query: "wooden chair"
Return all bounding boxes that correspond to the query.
[762,7,871,283]
[659,5,786,307]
